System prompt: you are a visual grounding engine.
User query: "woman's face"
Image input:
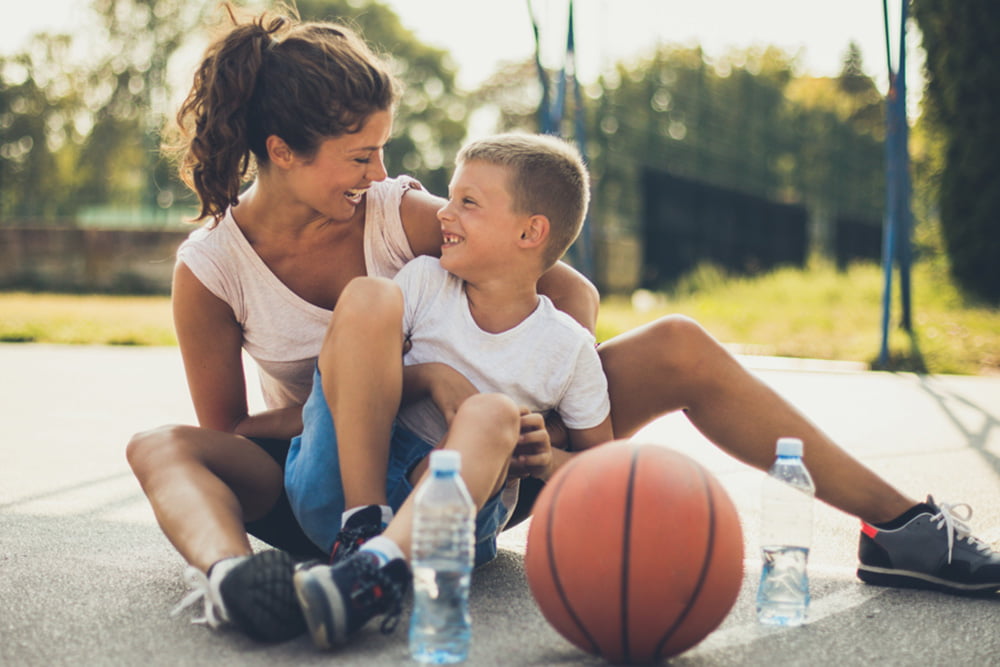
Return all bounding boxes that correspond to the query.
[288,109,393,222]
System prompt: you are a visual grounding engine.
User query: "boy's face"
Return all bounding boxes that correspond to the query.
[437,160,526,278]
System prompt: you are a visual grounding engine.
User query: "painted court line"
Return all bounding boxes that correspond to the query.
[695,563,887,652]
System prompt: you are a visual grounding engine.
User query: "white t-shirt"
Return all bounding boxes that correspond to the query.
[396,256,610,445]
[175,176,420,409]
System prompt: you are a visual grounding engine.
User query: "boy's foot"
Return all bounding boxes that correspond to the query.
[330,504,386,564]
[294,550,411,649]
[172,550,309,642]
[857,496,1000,595]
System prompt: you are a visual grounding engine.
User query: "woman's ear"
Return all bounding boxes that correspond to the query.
[518,214,550,249]
[265,135,294,168]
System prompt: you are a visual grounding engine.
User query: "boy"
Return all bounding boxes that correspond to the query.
[285,133,615,648]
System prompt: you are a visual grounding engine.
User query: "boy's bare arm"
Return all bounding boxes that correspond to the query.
[509,413,614,481]
[566,415,614,453]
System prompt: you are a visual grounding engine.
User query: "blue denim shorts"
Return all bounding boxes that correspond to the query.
[285,367,512,566]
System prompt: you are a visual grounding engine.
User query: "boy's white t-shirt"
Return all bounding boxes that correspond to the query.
[395,256,610,445]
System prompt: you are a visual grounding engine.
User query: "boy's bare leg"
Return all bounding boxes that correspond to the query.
[294,393,521,648]
[319,277,405,510]
[597,315,916,525]
[383,392,521,558]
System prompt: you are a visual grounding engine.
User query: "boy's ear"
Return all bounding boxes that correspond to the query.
[518,214,550,249]
[265,135,295,168]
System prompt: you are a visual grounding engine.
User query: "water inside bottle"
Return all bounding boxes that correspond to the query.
[756,545,810,627]
[409,562,472,664]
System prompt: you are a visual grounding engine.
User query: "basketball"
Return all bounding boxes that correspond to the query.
[524,441,744,663]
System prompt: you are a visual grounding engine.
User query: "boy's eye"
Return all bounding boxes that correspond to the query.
[355,157,371,164]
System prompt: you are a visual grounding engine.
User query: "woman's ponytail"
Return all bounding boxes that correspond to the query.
[170,8,288,221]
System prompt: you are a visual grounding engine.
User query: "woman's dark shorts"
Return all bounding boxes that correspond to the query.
[242,437,327,562]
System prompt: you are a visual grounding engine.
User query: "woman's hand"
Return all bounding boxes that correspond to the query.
[508,409,553,480]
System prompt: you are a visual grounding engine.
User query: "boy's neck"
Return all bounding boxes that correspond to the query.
[463,276,541,334]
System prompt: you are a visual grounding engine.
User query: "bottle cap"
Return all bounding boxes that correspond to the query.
[776,437,804,457]
[430,449,461,473]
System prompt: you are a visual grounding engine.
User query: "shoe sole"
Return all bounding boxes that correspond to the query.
[294,568,348,649]
[857,564,1000,596]
[220,550,307,642]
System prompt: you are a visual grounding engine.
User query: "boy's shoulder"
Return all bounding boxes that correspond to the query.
[535,296,596,346]
[396,255,446,280]
[394,256,459,297]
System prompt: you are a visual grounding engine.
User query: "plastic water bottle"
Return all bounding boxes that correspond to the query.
[756,437,815,626]
[409,450,475,664]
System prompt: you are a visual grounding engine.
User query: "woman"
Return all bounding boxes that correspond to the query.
[127,4,999,645]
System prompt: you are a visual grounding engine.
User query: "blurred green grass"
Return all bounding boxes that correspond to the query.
[595,261,998,376]
[2,261,997,375]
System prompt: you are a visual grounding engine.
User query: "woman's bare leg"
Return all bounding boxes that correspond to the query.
[126,424,283,572]
[318,277,404,510]
[598,315,915,525]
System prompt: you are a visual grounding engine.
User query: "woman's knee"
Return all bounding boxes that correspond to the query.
[126,424,203,479]
[603,313,724,376]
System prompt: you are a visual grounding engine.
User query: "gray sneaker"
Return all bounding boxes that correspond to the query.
[857,496,1000,595]
[294,551,410,649]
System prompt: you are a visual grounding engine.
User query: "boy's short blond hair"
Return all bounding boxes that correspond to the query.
[456,133,589,269]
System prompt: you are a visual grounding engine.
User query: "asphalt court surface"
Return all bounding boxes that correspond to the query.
[2,344,999,665]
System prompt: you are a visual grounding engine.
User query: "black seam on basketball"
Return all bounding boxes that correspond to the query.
[545,455,601,656]
[620,445,641,664]
[653,460,717,658]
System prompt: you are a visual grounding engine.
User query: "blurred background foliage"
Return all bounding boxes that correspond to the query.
[0,0,997,303]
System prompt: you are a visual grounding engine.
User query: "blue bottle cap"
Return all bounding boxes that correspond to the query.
[776,437,804,457]
[430,449,461,473]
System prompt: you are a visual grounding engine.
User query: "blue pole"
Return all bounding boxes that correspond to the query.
[527,0,552,134]
[896,0,913,332]
[566,0,594,278]
[878,0,899,366]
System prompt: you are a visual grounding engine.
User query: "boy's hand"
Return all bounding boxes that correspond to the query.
[508,409,553,480]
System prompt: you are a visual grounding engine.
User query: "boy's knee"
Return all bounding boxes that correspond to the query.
[339,277,402,318]
[456,393,521,449]
[325,278,403,352]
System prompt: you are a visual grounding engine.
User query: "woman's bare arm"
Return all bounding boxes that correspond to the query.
[537,262,600,333]
[172,262,303,438]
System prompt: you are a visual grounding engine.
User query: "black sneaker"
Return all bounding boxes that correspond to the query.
[329,505,386,564]
[172,550,310,642]
[857,495,1000,595]
[294,550,411,649]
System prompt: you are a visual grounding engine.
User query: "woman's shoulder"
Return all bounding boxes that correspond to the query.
[177,213,237,256]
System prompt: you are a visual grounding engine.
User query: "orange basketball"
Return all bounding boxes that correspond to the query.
[525,441,744,663]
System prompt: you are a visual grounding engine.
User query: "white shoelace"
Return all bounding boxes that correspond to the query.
[932,501,992,564]
[170,557,246,629]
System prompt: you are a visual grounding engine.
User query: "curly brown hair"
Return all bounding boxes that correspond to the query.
[168,4,398,221]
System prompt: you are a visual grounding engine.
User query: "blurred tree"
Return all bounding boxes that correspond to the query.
[912,0,1000,303]
[295,0,468,196]
[473,42,886,286]
[0,36,83,221]
[77,0,208,218]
